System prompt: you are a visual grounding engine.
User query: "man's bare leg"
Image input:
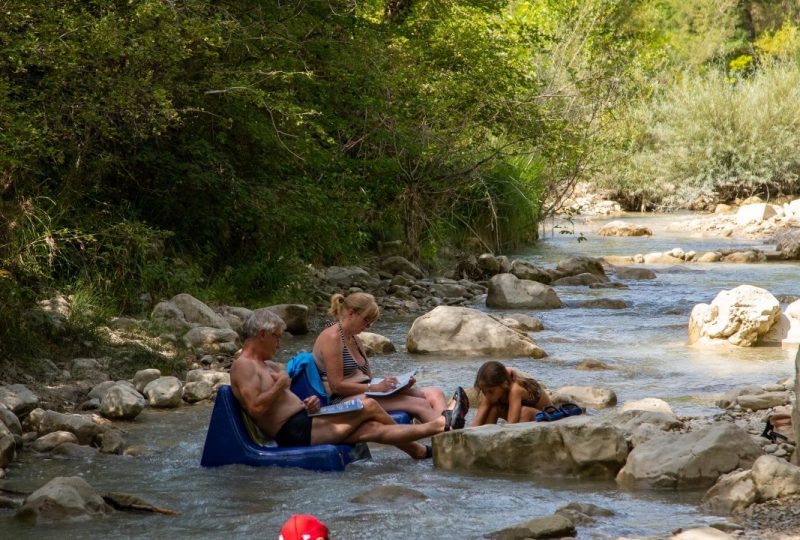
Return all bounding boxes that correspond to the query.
[310,398,447,458]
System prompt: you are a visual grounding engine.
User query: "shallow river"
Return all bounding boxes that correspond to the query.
[3,213,799,539]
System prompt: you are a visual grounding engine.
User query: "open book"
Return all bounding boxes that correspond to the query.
[365,369,417,397]
[308,399,364,417]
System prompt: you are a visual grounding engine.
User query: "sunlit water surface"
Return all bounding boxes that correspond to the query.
[2,213,798,539]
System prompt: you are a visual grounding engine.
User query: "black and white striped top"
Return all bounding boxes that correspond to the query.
[318,322,370,403]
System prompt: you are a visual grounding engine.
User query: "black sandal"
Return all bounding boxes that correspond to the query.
[443,386,469,431]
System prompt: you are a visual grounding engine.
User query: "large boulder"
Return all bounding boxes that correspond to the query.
[30,431,80,453]
[265,304,309,335]
[555,255,609,281]
[616,423,762,489]
[100,384,146,420]
[142,377,183,408]
[433,417,628,478]
[15,476,111,522]
[688,285,781,347]
[170,293,231,329]
[486,274,561,310]
[25,409,106,445]
[0,385,39,416]
[598,221,652,237]
[509,260,552,284]
[406,306,546,358]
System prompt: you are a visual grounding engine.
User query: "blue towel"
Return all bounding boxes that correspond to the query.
[286,352,328,401]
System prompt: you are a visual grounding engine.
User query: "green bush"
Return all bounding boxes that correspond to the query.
[604,62,800,205]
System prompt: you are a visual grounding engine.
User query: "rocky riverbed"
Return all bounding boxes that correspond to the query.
[2,211,800,538]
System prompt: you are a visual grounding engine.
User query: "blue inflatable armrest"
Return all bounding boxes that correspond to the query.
[200,385,370,471]
[287,352,412,425]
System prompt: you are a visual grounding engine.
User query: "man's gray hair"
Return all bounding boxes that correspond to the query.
[242,308,287,340]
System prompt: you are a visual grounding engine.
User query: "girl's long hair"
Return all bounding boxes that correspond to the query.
[474,360,540,398]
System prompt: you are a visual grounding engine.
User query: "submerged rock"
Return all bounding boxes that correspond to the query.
[15,476,111,523]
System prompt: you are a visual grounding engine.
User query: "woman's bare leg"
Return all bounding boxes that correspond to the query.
[420,386,447,413]
[374,394,440,422]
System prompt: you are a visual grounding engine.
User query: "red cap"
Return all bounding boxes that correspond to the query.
[278,514,330,540]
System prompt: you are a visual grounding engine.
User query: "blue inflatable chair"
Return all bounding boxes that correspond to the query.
[287,352,412,425]
[200,385,371,471]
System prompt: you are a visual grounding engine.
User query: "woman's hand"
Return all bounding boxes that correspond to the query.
[373,376,398,392]
[303,395,321,415]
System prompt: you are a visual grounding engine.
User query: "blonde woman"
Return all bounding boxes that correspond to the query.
[312,292,447,422]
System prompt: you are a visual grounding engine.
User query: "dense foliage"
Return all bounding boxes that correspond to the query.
[3,0,797,359]
[598,1,800,208]
[1,0,637,357]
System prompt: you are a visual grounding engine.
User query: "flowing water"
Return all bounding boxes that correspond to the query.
[3,213,799,539]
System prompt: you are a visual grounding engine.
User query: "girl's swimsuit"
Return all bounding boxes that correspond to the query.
[519,379,543,408]
[317,322,370,403]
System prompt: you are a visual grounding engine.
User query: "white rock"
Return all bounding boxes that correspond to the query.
[406,306,546,358]
[142,377,183,408]
[132,369,162,393]
[357,332,396,356]
[552,386,617,409]
[688,285,781,347]
[619,398,674,416]
[736,203,777,226]
[100,384,146,420]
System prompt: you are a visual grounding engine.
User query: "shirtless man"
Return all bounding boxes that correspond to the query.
[230,309,467,459]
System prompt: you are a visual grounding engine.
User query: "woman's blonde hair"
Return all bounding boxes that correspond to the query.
[328,292,380,322]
